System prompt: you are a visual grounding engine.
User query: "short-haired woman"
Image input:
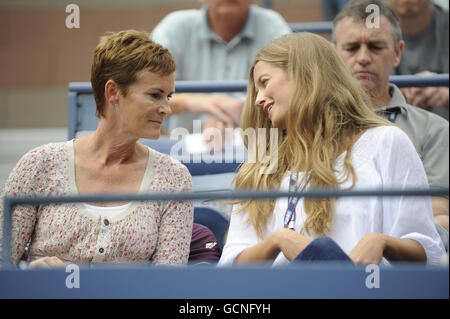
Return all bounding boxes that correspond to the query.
[1,30,193,267]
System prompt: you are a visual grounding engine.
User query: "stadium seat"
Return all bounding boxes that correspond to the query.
[194,206,230,249]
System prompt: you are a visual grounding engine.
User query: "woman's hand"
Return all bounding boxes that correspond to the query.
[349,232,386,265]
[274,228,312,261]
[234,228,311,264]
[29,256,66,269]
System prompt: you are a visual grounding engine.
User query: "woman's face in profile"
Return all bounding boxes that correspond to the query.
[253,61,292,129]
[117,69,174,140]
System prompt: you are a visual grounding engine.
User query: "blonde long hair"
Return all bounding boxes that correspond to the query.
[235,33,390,239]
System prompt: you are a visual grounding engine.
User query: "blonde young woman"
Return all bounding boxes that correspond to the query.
[218,33,445,266]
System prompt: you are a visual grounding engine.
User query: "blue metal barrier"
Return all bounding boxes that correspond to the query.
[68,74,449,141]
[2,187,448,268]
[289,21,333,33]
[2,187,449,299]
[1,188,449,299]
[389,74,450,88]
[0,264,447,299]
[68,74,450,94]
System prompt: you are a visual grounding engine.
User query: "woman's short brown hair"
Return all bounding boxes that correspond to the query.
[90,30,176,118]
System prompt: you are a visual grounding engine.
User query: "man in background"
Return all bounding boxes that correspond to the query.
[333,0,449,250]
[387,0,449,119]
[151,0,292,134]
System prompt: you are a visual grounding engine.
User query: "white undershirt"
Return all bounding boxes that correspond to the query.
[82,202,132,217]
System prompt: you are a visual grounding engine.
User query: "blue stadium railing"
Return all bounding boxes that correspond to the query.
[0,263,446,298]
[68,74,449,140]
[289,21,333,33]
[68,74,449,178]
[1,188,449,298]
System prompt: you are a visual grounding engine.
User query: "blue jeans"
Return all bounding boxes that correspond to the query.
[292,237,354,264]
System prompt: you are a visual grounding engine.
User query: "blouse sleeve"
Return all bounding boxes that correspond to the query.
[151,162,194,266]
[218,205,260,267]
[378,127,445,265]
[0,148,43,265]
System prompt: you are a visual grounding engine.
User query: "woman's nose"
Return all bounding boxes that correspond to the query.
[255,92,266,108]
[158,101,172,116]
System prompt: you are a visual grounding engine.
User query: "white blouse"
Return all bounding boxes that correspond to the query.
[218,126,445,267]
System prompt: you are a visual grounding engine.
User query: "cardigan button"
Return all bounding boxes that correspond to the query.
[99,248,104,253]
[104,219,110,226]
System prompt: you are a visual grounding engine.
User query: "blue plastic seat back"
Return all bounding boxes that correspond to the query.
[193,206,230,249]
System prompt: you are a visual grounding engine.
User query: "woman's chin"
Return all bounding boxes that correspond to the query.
[140,131,161,141]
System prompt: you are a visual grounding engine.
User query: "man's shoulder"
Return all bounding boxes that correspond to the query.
[249,5,292,39]
[250,4,289,24]
[151,9,202,46]
[432,3,449,39]
[433,3,449,21]
[155,9,201,29]
[402,103,449,129]
[162,8,201,20]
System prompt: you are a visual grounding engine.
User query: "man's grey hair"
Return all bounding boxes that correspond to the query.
[332,0,403,48]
